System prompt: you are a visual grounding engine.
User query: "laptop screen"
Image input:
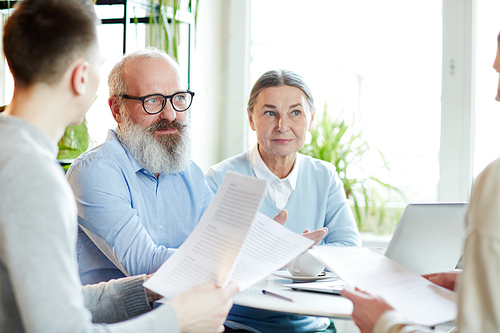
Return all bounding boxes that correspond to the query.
[384,203,468,275]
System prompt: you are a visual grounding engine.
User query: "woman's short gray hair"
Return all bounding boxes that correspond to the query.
[247,69,314,113]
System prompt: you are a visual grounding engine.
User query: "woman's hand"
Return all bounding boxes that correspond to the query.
[273,209,328,245]
[301,227,328,246]
[272,209,288,225]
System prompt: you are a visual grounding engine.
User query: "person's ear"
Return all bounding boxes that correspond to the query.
[248,108,256,131]
[71,60,89,96]
[109,96,123,123]
[308,108,316,131]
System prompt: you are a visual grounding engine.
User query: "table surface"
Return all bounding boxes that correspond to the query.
[233,272,457,332]
[233,271,353,319]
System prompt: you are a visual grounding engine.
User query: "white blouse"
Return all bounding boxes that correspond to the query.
[248,144,300,210]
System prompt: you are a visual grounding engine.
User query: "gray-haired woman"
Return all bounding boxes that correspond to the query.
[206,69,361,333]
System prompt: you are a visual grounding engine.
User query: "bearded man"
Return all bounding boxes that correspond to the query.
[67,48,214,285]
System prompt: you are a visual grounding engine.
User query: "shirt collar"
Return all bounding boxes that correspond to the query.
[248,144,300,190]
[108,128,155,177]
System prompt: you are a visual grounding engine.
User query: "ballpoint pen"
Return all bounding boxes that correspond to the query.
[262,290,296,302]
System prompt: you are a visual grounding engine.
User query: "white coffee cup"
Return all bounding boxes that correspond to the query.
[287,252,325,277]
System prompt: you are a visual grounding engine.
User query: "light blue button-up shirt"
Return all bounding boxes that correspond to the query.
[67,130,213,285]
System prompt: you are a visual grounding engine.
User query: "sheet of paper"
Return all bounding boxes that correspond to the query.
[309,246,456,327]
[223,211,314,290]
[144,171,313,300]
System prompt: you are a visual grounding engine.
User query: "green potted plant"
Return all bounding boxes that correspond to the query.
[57,120,90,171]
[146,0,199,61]
[300,105,405,234]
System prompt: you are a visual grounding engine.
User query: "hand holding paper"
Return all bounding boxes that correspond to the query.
[144,172,314,300]
[170,282,239,333]
[310,246,456,327]
[423,271,460,291]
[340,287,395,333]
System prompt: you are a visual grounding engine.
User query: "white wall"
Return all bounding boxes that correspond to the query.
[190,0,225,171]
[439,0,475,202]
[190,0,225,170]
[190,0,250,172]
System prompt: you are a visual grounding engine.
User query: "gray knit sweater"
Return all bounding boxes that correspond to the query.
[0,114,180,332]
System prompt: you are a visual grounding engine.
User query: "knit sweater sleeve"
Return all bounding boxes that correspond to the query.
[82,275,152,323]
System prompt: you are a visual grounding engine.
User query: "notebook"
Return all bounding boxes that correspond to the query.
[384,202,468,275]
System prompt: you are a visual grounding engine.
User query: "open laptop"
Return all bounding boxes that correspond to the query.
[384,202,468,275]
[284,203,468,295]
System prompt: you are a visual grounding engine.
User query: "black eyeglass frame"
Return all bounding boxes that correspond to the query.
[118,90,195,114]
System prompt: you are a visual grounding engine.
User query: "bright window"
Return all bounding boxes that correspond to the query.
[474,0,500,176]
[249,0,443,205]
[87,4,149,146]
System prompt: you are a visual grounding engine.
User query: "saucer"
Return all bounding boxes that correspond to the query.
[272,270,337,282]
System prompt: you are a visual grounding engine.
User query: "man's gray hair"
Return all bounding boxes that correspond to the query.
[107,47,177,104]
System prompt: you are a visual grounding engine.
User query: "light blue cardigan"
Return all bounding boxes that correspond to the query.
[206,151,361,333]
[206,151,361,247]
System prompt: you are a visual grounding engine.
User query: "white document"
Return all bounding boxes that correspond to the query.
[309,246,456,327]
[144,171,314,300]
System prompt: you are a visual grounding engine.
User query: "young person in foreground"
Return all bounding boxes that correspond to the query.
[0,0,237,332]
[341,32,500,333]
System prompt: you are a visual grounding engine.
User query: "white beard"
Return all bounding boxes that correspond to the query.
[115,113,191,175]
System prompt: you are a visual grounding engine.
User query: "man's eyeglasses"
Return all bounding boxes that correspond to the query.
[119,91,195,114]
